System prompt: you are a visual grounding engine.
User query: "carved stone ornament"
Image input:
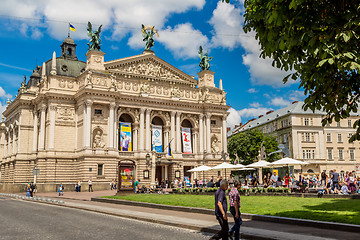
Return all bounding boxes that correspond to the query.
[110,74,117,91]
[86,71,93,88]
[171,86,181,98]
[93,128,105,148]
[114,60,186,81]
[57,107,74,120]
[140,81,150,94]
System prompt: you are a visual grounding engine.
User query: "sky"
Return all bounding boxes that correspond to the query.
[0,0,306,129]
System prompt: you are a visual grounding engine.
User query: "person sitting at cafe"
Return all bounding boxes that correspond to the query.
[276,176,283,187]
[207,179,215,187]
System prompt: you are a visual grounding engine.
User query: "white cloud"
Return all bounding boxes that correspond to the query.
[209,1,242,49]
[269,97,291,107]
[0,87,12,100]
[249,102,261,108]
[0,102,6,117]
[247,88,257,93]
[238,107,272,119]
[289,90,305,102]
[156,23,209,59]
[0,0,206,54]
[227,107,241,129]
[207,1,294,87]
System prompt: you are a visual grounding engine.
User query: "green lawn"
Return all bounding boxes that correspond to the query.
[103,194,360,225]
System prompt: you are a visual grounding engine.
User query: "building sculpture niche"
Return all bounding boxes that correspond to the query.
[93,127,105,149]
[211,135,220,153]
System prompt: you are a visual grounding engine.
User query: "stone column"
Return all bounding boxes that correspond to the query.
[133,125,138,151]
[17,115,21,153]
[164,129,169,152]
[83,104,87,148]
[170,112,176,152]
[145,109,151,151]
[165,165,168,180]
[151,152,156,187]
[206,113,211,153]
[203,119,207,153]
[222,115,227,153]
[199,114,204,153]
[12,128,15,154]
[108,102,115,149]
[139,108,145,151]
[48,105,56,149]
[32,110,38,152]
[115,107,119,150]
[38,104,47,150]
[74,106,78,150]
[85,100,93,148]
[193,131,198,154]
[176,112,181,153]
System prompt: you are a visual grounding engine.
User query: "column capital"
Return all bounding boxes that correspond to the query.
[199,113,204,118]
[170,111,176,118]
[222,115,227,121]
[176,112,181,117]
[49,105,57,111]
[205,113,212,119]
[140,108,146,114]
[85,99,93,107]
[146,108,151,114]
[39,103,47,111]
[109,102,116,109]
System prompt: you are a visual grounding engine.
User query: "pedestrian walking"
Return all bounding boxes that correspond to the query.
[88,179,93,192]
[210,179,231,240]
[229,180,242,240]
[30,182,35,197]
[110,179,115,190]
[25,183,31,197]
[78,181,81,192]
[58,183,63,196]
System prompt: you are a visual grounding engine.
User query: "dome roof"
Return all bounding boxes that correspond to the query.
[30,69,41,78]
[62,37,75,45]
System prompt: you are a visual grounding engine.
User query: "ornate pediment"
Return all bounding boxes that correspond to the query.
[105,53,197,86]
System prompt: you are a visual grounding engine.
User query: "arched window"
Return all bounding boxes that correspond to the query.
[119,113,134,151]
[307,169,314,173]
[181,119,193,154]
[151,116,164,152]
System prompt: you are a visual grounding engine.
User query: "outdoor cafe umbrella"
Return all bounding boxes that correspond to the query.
[211,162,237,178]
[247,160,271,184]
[269,157,309,167]
[233,163,246,169]
[187,165,212,181]
[269,157,309,175]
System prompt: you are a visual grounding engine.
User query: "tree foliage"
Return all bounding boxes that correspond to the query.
[242,0,360,142]
[228,130,279,165]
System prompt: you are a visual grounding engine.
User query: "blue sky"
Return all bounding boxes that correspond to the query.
[0,0,305,129]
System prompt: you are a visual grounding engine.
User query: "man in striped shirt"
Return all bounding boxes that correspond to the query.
[228,180,242,240]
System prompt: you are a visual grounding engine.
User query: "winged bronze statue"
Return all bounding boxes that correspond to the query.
[198,46,213,71]
[141,24,159,51]
[87,21,102,51]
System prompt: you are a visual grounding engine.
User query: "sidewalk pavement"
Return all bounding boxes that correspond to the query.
[25,190,360,240]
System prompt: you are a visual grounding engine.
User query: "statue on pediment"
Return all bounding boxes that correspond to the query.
[93,129,105,148]
[87,22,102,51]
[110,74,117,91]
[198,46,213,71]
[142,24,159,51]
[211,137,220,153]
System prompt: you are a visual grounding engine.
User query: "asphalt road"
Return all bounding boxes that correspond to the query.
[0,197,213,240]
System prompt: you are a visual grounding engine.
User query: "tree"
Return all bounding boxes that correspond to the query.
[242,0,360,142]
[227,129,279,165]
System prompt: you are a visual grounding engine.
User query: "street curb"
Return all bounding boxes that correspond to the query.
[92,197,360,233]
[3,195,273,240]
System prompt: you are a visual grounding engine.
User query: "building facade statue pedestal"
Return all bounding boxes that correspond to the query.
[197,70,215,88]
[86,50,105,71]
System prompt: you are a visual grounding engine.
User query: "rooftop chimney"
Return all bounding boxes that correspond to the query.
[292,101,298,104]
[266,110,274,115]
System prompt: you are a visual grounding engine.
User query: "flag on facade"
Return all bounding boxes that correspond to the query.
[69,23,76,32]
[168,139,174,158]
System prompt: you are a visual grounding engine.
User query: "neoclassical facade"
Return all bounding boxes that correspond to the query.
[0,37,230,192]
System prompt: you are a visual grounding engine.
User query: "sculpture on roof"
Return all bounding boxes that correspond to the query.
[198,46,213,71]
[141,24,159,51]
[87,21,102,51]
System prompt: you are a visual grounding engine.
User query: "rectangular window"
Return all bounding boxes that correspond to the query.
[310,118,313,126]
[275,122,278,130]
[327,149,333,160]
[304,118,309,126]
[303,149,314,159]
[337,133,342,142]
[338,149,344,160]
[337,121,341,127]
[350,149,355,161]
[312,150,315,160]
[305,133,310,142]
[94,109,102,115]
[326,133,331,142]
[348,120,352,128]
[211,120,216,125]
[97,164,103,175]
